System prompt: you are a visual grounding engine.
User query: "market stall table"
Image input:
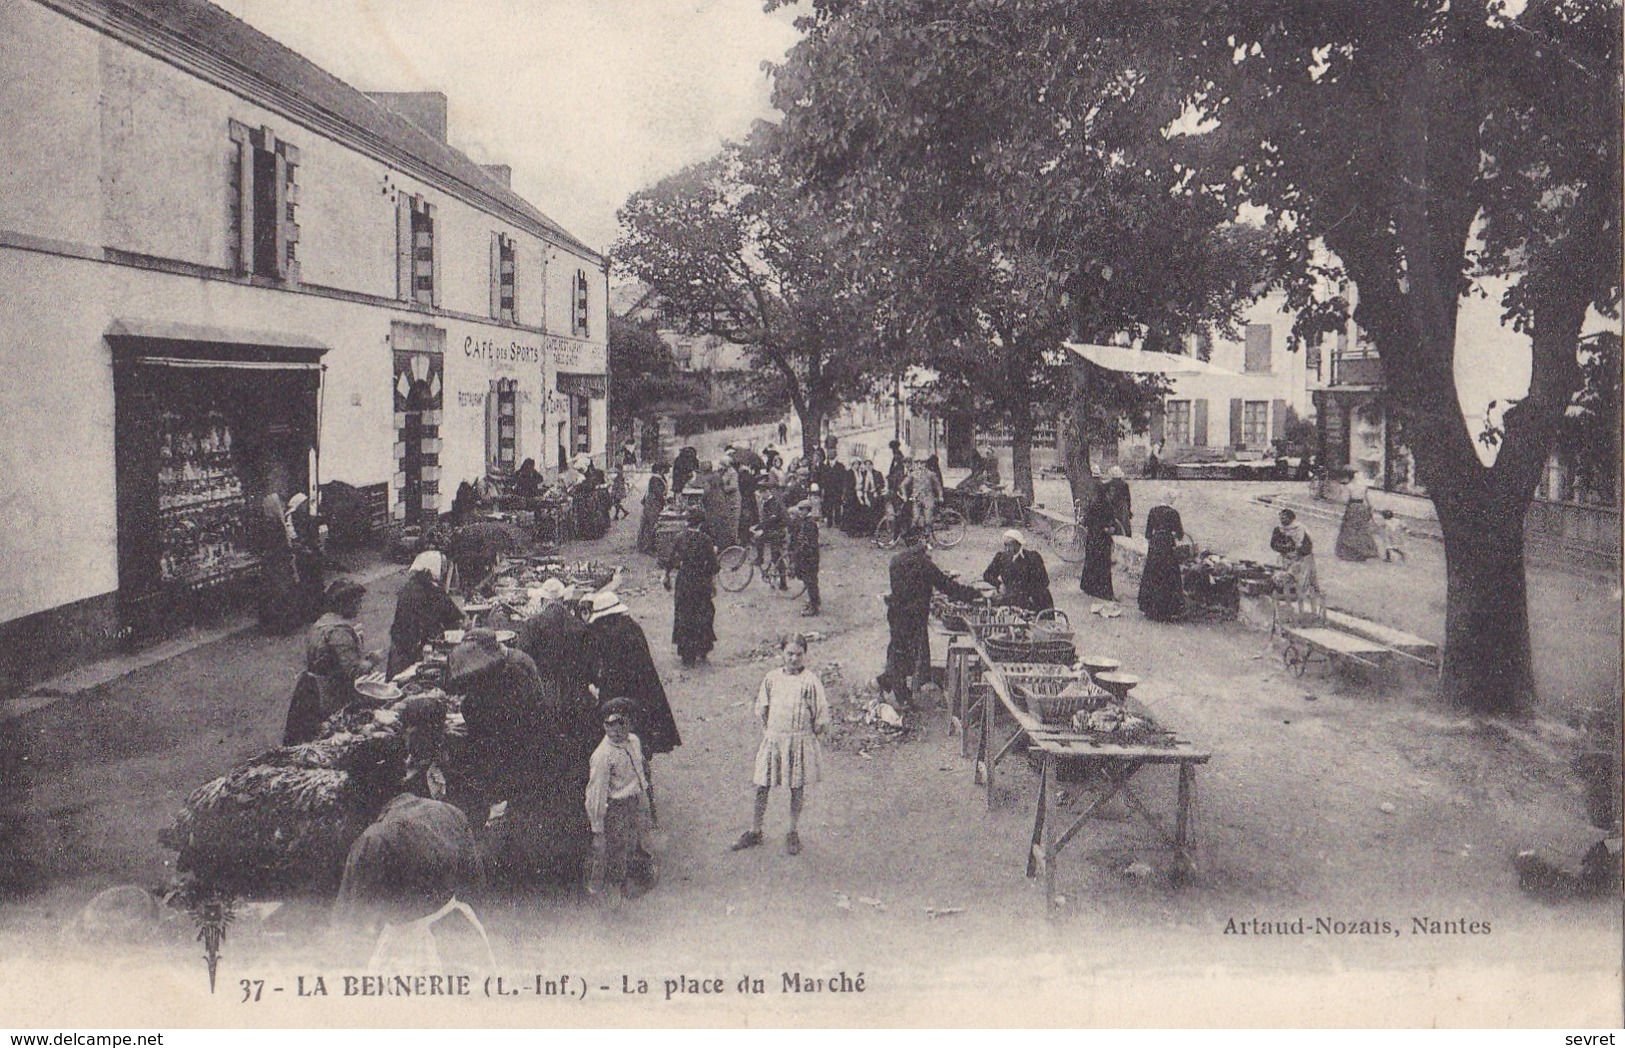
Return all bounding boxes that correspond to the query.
[969,636,1211,914]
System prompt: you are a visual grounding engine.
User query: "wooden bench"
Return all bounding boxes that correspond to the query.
[1112,535,1149,577]
[1280,626,1396,676]
[1323,610,1440,666]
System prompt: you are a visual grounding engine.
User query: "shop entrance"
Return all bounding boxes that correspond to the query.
[109,331,326,641]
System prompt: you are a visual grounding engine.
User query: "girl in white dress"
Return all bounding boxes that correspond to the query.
[731,634,830,856]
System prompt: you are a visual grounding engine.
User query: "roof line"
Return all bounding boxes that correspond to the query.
[36,0,603,263]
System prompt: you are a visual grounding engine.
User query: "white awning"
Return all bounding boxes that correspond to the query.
[107,318,329,353]
[1062,342,1241,377]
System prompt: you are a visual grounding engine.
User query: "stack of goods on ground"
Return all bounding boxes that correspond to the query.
[164,662,603,896]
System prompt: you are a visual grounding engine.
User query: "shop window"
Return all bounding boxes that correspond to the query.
[396,194,439,307]
[1166,400,1193,446]
[491,233,517,322]
[228,121,300,282]
[1243,400,1270,447]
[572,268,590,337]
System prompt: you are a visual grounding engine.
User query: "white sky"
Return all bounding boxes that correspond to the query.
[212,0,804,254]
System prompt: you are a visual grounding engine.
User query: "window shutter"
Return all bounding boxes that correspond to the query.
[427,202,441,308]
[1149,401,1164,446]
[231,123,254,276]
[279,143,300,284]
[512,384,523,463]
[395,196,413,300]
[490,232,502,318]
[1194,399,1209,446]
[485,381,499,473]
[1228,398,1243,449]
[1244,324,1272,373]
[271,149,290,281]
[1272,399,1287,444]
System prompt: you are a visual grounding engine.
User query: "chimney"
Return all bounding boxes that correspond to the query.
[366,91,448,143]
[481,164,512,188]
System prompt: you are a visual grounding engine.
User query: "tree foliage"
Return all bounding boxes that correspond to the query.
[769,0,1275,498]
[606,315,708,431]
[613,124,878,460]
[1158,0,1621,712]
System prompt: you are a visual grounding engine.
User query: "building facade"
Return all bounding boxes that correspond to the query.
[0,0,608,688]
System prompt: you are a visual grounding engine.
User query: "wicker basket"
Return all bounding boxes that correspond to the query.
[1012,677,1111,725]
[984,634,1076,665]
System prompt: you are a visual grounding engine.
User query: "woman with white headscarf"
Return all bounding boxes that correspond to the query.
[387,551,465,677]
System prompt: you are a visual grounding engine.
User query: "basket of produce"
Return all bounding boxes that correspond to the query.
[564,559,618,591]
[1069,704,1178,747]
[1014,676,1112,725]
[983,624,1076,665]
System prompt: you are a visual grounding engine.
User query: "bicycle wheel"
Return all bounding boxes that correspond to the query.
[933,508,966,548]
[716,545,754,592]
[872,516,899,549]
[766,558,806,600]
[1051,523,1087,564]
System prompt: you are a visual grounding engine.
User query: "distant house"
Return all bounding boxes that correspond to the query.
[611,281,752,373]
[1084,293,1316,469]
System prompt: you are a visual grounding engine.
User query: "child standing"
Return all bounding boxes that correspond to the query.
[788,498,821,616]
[1376,509,1407,562]
[731,634,830,856]
[609,466,630,521]
[585,699,655,898]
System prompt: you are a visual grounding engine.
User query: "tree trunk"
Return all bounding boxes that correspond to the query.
[1009,399,1035,499]
[799,399,824,463]
[1060,362,1099,515]
[1430,481,1537,713]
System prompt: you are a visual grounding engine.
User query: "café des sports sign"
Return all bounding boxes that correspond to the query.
[459,330,605,374]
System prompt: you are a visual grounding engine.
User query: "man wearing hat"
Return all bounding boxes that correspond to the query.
[584,590,680,823]
[788,498,822,616]
[983,529,1054,613]
[881,526,981,708]
[751,473,789,572]
[333,735,486,934]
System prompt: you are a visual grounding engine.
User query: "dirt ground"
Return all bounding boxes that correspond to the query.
[0,480,1619,1027]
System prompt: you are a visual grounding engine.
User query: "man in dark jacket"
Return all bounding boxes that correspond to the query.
[983,529,1054,612]
[751,476,789,569]
[881,527,981,707]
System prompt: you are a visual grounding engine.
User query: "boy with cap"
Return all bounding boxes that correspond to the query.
[788,498,821,616]
[585,699,655,899]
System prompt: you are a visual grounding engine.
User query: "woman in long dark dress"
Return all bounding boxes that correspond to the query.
[671,447,699,501]
[672,509,719,667]
[1078,496,1123,600]
[636,463,669,555]
[1137,504,1188,622]
[386,551,464,677]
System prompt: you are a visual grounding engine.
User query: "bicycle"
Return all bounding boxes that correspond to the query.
[1048,499,1088,564]
[872,501,966,550]
[716,542,805,598]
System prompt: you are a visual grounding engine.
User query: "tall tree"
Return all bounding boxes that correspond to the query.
[613,124,874,463]
[770,0,1272,502]
[1159,0,1622,713]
